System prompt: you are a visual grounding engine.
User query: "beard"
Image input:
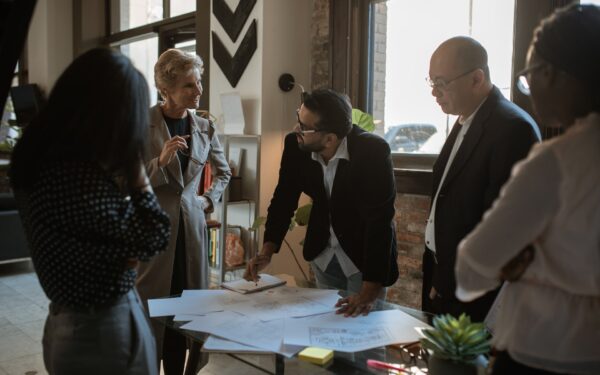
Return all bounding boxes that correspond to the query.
[298,140,326,153]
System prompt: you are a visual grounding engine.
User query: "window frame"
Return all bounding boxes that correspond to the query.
[330,0,575,193]
[102,0,210,109]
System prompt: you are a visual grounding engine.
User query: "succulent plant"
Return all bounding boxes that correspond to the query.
[420,313,491,363]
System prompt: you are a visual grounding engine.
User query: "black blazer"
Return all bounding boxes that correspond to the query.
[264,125,399,286]
[424,86,540,316]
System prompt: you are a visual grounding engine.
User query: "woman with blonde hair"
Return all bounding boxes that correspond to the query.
[136,48,230,374]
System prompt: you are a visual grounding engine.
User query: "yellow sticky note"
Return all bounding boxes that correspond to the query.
[298,347,334,365]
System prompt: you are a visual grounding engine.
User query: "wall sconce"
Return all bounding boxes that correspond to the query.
[278,73,305,93]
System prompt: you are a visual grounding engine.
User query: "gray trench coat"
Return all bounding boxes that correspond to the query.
[136,104,231,355]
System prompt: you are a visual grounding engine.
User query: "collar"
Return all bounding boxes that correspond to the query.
[311,136,350,164]
[458,96,488,127]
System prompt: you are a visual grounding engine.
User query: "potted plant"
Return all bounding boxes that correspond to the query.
[420,313,491,375]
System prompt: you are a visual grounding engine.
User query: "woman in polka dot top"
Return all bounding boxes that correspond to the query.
[9,48,170,375]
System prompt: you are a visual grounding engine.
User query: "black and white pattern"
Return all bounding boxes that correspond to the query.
[16,162,170,308]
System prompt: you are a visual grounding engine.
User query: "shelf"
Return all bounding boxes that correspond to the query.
[227,199,255,205]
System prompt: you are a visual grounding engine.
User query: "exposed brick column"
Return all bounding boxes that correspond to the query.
[311,0,330,90]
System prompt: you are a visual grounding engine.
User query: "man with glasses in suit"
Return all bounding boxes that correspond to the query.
[422,36,541,322]
[244,89,399,317]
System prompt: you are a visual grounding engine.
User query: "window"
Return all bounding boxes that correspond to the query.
[120,37,159,104]
[114,0,163,32]
[170,0,196,17]
[371,0,515,155]
[111,0,196,32]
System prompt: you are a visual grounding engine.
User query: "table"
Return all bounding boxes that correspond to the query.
[153,294,432,374]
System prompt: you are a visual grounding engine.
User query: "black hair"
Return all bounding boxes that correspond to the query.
[533,4,600,110]
[301,89,352,138]
[10,47,150,189]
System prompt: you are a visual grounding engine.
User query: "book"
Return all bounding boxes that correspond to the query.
[221,273,286,294]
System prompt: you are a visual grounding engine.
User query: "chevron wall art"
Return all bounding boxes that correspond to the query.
[212,0,257,87]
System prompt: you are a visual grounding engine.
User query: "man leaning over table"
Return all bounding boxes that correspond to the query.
[244,89,399,317]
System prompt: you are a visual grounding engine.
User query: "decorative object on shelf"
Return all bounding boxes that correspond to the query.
[220,92,245,134]
[225,225,245,268]
[420,313,490,375]
[212,0,256,42]
[212,19,257,87]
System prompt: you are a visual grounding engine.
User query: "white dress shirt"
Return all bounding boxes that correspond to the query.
[425,101,484,252]
[455,113,600,374]
[311,137,360,277]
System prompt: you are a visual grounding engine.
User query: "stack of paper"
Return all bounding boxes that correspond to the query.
[147,281,431,357]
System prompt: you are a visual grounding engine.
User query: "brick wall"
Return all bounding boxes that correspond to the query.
[372,2,387,136]
[389,194,431,309]
[310,0,330,90]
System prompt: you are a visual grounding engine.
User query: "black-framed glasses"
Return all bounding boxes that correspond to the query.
[426,68,478,90]
[295,109,326,136]
[515,63,545,96]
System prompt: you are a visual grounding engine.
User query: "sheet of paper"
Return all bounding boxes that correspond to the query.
[149,290,245,317]
[202,335,304,358]
[213,286,339,322]
[220,92,245,134]
[147,297,222,317]
[283,310,431,352]
[173,314,202,321]
[180,311,300,356]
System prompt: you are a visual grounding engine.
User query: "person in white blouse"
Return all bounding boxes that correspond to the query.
[455,4,600,375]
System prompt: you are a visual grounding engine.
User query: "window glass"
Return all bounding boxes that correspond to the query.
[120,37,159,105]
[170,0,196,17]
[372,0,515,154]
[175,39,196,53]
[117,0,163,31]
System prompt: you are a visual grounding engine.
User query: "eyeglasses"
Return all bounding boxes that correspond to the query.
[426,68,478,91]
[515,63,545,96]
[295,109,325,136]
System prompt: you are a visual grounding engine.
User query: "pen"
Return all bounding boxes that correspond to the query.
[366,359,408,373]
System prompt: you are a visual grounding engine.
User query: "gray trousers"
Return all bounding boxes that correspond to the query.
[43,289,158,375]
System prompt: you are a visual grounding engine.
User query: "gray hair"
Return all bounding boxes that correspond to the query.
[154,48,203,94]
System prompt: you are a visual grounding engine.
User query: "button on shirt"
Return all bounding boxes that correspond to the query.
[311,137,360,277]
[425,100,485,253]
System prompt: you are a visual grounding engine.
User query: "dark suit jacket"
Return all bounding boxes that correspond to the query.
[423,86,540,320]
[264,125,399,286]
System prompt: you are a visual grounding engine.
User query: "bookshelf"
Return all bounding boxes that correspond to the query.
[209,135,261,286]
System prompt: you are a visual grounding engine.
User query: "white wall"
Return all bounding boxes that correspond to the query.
[27,0,73,94]
[209,0,263,136]
[209,0,313,280]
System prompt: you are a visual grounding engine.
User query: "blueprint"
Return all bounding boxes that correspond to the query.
[148,285,429,355]
[283,310,429,352]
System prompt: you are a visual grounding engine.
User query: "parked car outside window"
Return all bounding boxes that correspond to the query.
[384,124,437,153]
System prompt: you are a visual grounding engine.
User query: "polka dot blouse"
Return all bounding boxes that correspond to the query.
[15,161,171,308]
